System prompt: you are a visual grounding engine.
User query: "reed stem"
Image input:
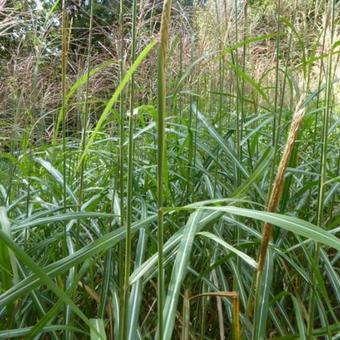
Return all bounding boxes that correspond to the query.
[307,0,335,336]
[121,0,137,338]
[118,0,126,338]
[61,0,68,212]
[157,0,172,337]
[79,0,94,208]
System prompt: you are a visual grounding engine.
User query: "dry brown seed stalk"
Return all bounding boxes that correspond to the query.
[189,291,240,340]
[257,96,306,273]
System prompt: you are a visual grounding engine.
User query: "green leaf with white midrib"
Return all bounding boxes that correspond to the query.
[79,39,158,167]
[0,325,87,338]
[0,207,18,289]
[193,106,265,200]
[110,287,120,340]
[52,55,115,144]
[128,228,147,339]
[129,210,222,284]
[162,210,203,340]
[0,229,92,329]
[197,231,257,269]
[12,212,115,231]
[292,296,307,339]
[16,262,59,340]
[253,248,274,340]
[231,146,273,198]
[320,249,340,303]
[187,206,340,251]
[34,158,78,204]
[89,319,107,340]
[194,106,249,178]
[0,215,157,306]
[26,257,93,339]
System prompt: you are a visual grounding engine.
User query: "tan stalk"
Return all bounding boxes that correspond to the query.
[190,291,240,340]
[181,289,190,340]
[257,96,306,274]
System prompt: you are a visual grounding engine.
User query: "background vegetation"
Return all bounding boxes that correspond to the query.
[0,0,339,339]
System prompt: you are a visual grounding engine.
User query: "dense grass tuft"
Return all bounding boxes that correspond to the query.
[0,0,339,339]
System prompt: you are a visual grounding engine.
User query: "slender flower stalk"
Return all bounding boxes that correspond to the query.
[272,0,281,148]
[233,0,240,185]
[121,0,138,338]
[157,0,172,337]
[61,1,70,337]
[79,0,94,208]
[61,0,68,212]
[118,0,126,337]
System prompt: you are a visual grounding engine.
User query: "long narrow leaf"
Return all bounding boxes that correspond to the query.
[185,206,340,251]
[79,39,158,166]
[163,211,203,340]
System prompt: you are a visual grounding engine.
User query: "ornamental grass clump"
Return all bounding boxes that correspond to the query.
[0,0,338,339]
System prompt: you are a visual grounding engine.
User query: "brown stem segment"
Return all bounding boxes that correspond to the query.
[190,291,240,340]
[257,97,306,273]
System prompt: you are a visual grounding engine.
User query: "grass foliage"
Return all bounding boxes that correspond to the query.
[0,0,339,338]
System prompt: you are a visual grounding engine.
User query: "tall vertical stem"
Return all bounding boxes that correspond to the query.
[307,0,335,337]
[157,0,172,338]
[272,0,281,147]
[121,0,137,338]
[61,1,69,336]
[61,0,68,212]
[234,0,240,185]
[79,0,94,208]
[118,0,126,337]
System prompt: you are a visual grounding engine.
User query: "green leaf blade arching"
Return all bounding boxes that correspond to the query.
[79,39,158,167]
[187,206,340,251]
[162,210,203,340]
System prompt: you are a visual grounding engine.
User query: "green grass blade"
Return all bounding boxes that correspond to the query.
[52,60,115,144]
[188,206,340,251]
[292,296,307,339]
[0,207,18,289]
[34,157,78,204]
[253,248,273,340]
[90,318,107,340]
[0,229,92,328]
[163,210,203,340]
[12,212,115,231]
[0,215,157,306]
[197,231,257,268]
[79,39,158,167]
[0,325,87,338]
[193,105,250,179]
[128,228,147,339]
[231,146,273,199]
[130,211,222,284]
